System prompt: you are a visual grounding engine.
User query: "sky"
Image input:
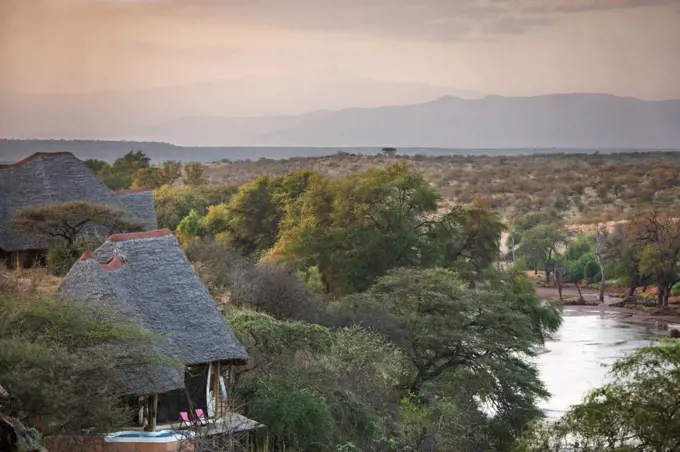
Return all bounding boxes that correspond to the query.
[1,0,679,105]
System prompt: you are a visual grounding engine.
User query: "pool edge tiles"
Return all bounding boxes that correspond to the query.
[104,430,195,443]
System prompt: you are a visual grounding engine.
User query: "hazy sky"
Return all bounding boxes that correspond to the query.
[1,0,679,100]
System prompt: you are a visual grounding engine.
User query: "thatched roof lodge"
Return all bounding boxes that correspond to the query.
[57,229,250,430]
[0,152,157,268]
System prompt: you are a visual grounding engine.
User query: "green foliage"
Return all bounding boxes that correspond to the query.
[9,201,146,247]
[240,374,335,450]
[88,150,151,190]
[516,222,568,273]
[0,293,157,436]
[232,309,403,450]
[215,172,316,256]
[183,163,207,186]
[671,281,680,297]
[153,184,236,230]
[514,341,680,452]
[328,268,560,449]
[176,209,205,239]
[297,266,324,295]
[46,234,106,277]
[132,160,183,189]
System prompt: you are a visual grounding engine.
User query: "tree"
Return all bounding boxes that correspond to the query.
[153,185,237,231]
[381,147,397,158]
[9,201,146,248]
[328,268,561,448]
[514,341,680,452]
[331,268,559,399]
[183,163,207,186]
[603,224,649,297]
[268,164,441,294]
[83,159,111,175]
[594,227,607,301]
[516,222,568,282]
[626,210,680,308]
[430,200,505,283]
[219,176,288,256]
[132,160,183,189]
[0,292,161,438]
[112,150,151,174]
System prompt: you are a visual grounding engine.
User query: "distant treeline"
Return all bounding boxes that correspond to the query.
[0,138,674,164]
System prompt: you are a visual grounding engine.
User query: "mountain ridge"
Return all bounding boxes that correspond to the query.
[134,93,680,148]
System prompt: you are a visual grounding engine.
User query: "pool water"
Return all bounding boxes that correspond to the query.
[116,431,176,438]
[105,430,194,443]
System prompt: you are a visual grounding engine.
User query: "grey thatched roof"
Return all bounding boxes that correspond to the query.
[56,229,248,396]
[0,152,157,252]
[115,190,158,229]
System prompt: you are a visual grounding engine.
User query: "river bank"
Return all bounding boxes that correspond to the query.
[536,286,680,331]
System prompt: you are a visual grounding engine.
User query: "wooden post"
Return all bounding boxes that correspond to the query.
[213,361,221,418]
[145,395,158,431]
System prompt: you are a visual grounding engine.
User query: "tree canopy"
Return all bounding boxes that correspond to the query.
[9,201,145,247]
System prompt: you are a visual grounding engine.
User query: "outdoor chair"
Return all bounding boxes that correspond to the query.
[179,411,193,428]
[195,409,208,426]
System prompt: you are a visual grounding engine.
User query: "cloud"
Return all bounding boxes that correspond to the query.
[141,0,553,41]
[482,15,557,34]
[526,0,680,13]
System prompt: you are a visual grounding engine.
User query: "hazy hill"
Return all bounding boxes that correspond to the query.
[0,139,661,165]
[137,94,680,147]
[0,72,481,140]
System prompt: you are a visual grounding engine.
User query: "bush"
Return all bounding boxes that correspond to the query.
[46,235,106,277]
[671,282,680,297]
[239,375,334,451]
[0,294,157,437]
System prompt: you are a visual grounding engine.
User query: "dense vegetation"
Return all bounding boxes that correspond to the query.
[204,151,680,224]
[3,149,680,451]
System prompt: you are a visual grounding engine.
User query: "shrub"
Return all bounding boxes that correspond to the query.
[671,281,680,297]
[46,235,106,277]
[239,375,334,451]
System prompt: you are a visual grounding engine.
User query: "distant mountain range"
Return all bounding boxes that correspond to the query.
[1,92,679,149]
[0,72,482,140]
[135,93,680,148]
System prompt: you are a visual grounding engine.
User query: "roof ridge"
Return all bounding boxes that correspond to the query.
[107,228,173,242]
[0,152,75,169]
[115,188,153,195]
[79,250,96,261]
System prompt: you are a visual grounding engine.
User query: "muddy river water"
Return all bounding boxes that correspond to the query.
[536,308,672,418]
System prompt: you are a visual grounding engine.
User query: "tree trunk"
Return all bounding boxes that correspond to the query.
[595,228,606,302]
[510,236,515,262]
[627,285,637,298]
[662,285,670,309]
[556,268,563,300]
[575,280,583,300]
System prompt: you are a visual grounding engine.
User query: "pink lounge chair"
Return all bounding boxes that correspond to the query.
[195,409,208,426]
[179,411,192,428]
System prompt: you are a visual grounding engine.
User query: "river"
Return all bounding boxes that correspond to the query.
[536,308,661,418]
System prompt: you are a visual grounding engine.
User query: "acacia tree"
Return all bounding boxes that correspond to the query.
[183,163,207,186]
[329,268,561,447]
[626,210,680,308]
[0,289,161,441]
[516,222,568,283]
[9,201,145,248]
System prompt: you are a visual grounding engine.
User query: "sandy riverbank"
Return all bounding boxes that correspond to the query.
[536,286,680,331]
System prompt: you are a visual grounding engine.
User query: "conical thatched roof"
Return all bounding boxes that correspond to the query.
[56,229,248,395]
[0,152,157,252]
